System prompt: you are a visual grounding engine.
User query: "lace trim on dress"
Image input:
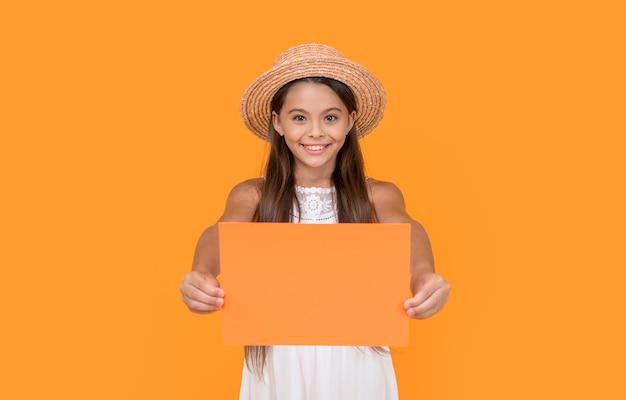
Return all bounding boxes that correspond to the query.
[291,185,338,223]
[294,186,335,195]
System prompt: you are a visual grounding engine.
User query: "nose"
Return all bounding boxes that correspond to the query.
[308,121,325,138]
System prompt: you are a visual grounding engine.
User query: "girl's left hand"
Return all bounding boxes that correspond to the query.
[403,271,450,319]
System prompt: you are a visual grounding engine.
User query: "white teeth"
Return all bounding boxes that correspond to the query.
[304,145,325,151]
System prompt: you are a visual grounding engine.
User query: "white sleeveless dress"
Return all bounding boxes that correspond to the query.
[238,186,399,400]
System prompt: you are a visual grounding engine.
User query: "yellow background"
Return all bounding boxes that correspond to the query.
[1,1,624,398]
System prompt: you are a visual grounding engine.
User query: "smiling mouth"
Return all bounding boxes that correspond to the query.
[302,144,329,151]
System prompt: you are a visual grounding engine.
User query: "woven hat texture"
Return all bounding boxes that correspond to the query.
[240,44,386,141]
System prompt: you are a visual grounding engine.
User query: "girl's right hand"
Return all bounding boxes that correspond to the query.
[180,271,225,314]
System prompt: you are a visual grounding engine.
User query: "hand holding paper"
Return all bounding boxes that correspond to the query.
[180,270,225,314]
[404,270,450,319]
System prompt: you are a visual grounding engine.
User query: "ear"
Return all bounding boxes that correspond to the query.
[347,110,357,134]
[272,111,284,136]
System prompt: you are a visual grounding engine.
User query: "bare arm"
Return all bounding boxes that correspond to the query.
[181,178,262,314]
[368,179,450,319]
[192,178,262,276]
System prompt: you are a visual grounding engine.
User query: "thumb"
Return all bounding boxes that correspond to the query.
[403,297,418,310]
[195,271,224,297]
[202,272,220,286]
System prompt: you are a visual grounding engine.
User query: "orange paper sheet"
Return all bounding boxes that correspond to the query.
[218,222,411,346]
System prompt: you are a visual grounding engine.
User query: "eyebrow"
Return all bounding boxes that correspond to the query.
[286,107,343,114]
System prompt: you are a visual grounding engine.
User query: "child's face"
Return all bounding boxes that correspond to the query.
[272,81,356,176]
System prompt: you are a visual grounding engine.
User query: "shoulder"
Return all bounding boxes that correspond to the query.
[365,177,409,223]
[220,177,263,222]
[228,177,264,200]
[365,177,406,204]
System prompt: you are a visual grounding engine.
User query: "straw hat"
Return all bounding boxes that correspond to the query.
[240,44,386,141]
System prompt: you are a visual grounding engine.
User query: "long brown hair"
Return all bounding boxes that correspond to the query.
[246,77,380,377]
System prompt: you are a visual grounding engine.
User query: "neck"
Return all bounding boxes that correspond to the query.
[294,169,334,188]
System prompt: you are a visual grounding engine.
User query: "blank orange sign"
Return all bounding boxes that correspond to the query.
[218,222,411,346]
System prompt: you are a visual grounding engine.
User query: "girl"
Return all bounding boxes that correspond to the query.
[180,43,450,399]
